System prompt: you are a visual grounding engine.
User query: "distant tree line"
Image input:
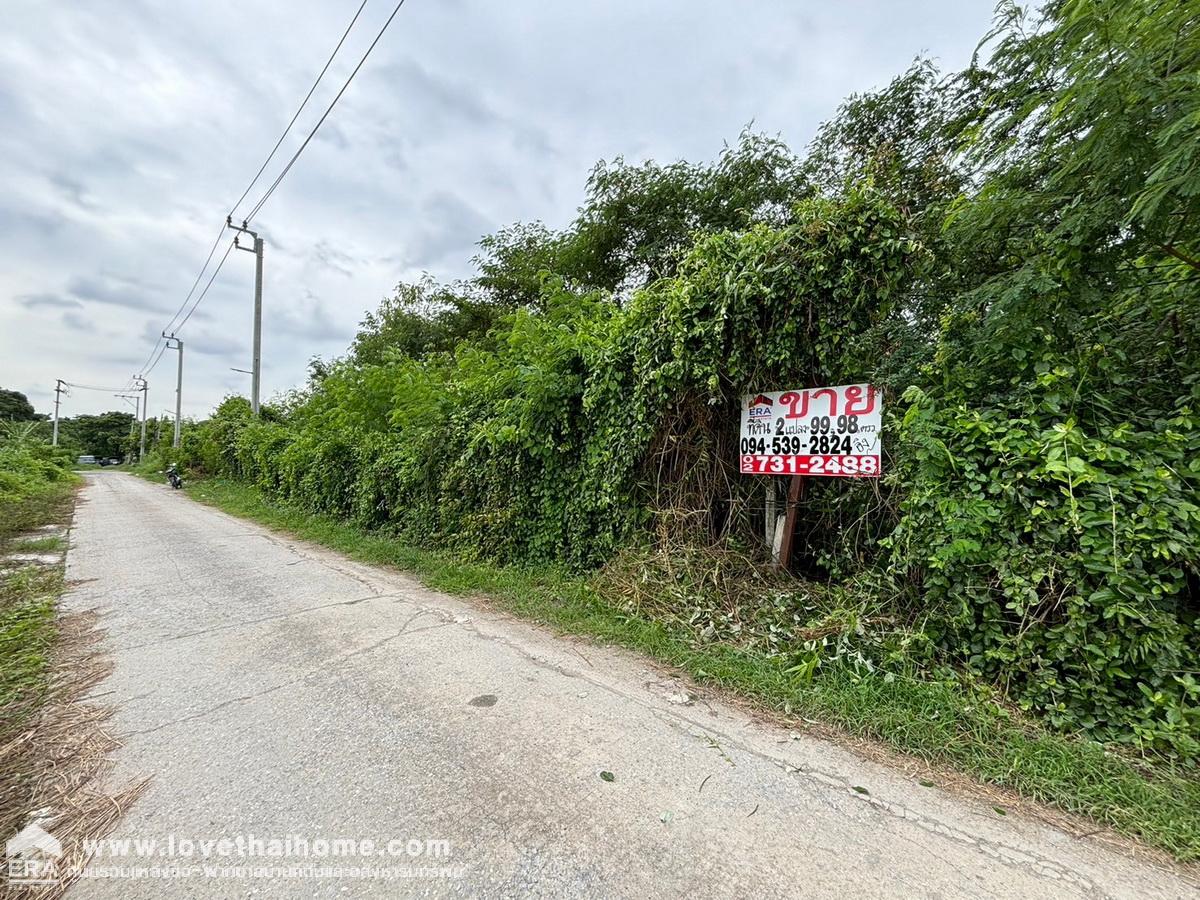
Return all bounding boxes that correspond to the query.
[0,389,135,459]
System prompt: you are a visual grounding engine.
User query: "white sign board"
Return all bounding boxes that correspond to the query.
[739,384,881,477]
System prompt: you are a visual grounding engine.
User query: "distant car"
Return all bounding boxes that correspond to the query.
[98,458,111,467]
[76,455,97,465]
[107,458,122,466]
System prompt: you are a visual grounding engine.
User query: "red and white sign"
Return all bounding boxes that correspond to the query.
[739,384,882,477]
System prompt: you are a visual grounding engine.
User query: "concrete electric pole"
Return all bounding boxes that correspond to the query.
[226,218,264,416]
[164,333,184,448]
[133,376,148,461]
[114,392,139,462]
[52,379,64,446]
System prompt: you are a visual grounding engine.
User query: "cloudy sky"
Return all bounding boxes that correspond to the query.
[0,0,995,418]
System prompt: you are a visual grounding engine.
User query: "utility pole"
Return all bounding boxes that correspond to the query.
[164,333,184,448]
[114,392,139,463]
[133,376,148,462]
[52,379,64,446]
[227,217,264,416]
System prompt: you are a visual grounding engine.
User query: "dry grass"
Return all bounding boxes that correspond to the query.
[0,607,148,899]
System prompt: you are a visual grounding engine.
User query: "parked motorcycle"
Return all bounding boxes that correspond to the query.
[166,465,183,490]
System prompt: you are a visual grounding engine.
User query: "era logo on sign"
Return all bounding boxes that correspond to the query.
[747,394,773,419]
[6,824,62,886]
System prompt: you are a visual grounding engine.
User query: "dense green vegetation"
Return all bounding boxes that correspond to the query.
[0,422,79,542]
[0,565,62,737]
[172,0,1198,777]
[0,389,36,423]
[0,421,75,749]
[56,410,138,460]
[0,420,75,848]
[0,384,141,461]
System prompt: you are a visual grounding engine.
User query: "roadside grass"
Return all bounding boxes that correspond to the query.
[173,474,1200,861]
[0,480,77,546]
[0,560,61,864]
[0,565,61,740]
[0,480,74,742]
[0,481,74,843]
[8,535,67,554]
[0,476,140,883]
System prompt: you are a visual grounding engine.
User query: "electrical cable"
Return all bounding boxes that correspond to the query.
[64,382,135,392]
[136,0,375,366]
[228,0,371,220]
[175,239,237,333]
[244,0,409,223]
[159,223,229,340]
[143,340,171,377]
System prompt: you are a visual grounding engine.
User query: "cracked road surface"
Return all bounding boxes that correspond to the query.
[65,473,1194,898]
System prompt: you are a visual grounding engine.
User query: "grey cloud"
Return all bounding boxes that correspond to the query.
[382,145,407,172]
[312,241,357,278]
[18,293,81,310]
[84,348,147,368]
[187,331,249,359]
[61,311,91,331]
[67,275,168,313]
[315,123,350,151]
[0,207,66,238]
[370,58,553,157]
[47,173,97,210]
[405,191,494,269]
[0,85,20,121]
[375,59,504,130]
[138,317,245,360]
[0,0,993,416]
[269,293,348,343]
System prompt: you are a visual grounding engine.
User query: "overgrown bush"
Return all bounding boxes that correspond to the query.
[888,381,1200,759]
[176,0,1200,762]
[0,423,78,540]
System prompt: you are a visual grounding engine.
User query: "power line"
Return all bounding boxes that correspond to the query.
[143,339,171,377]
[159,223,229,340]
[134,334,167,378]
[175,239,237,333]
[244,0,410,223]
[227,0,371,220]
[64,382,133,392]
[138,0,375,366]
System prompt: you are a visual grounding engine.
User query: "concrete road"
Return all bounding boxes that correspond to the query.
[61,472,1194,898]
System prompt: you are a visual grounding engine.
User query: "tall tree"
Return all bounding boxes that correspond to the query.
[0,389,36,422]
